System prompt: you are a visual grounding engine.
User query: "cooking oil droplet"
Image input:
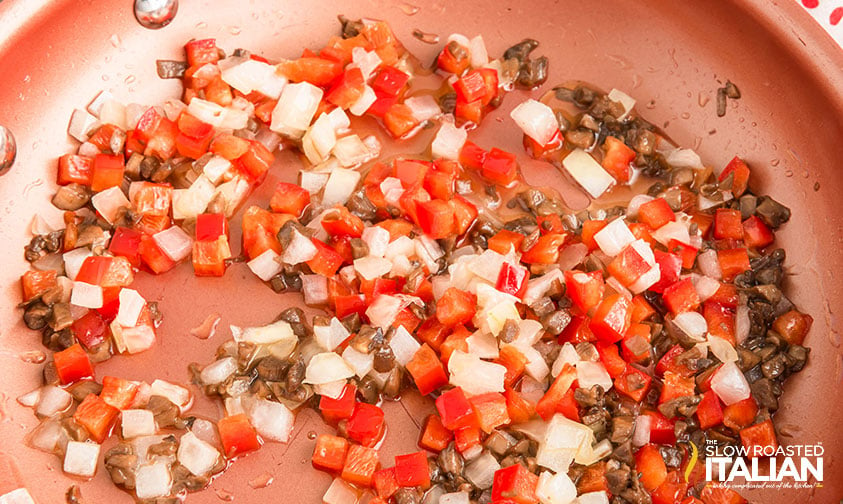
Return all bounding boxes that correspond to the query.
[124,74,136,85]
[195,21,208,29]
[631,74,642,89]
[399,2,420,15]
[229,26,241,35]
[190,312,221,340]
[109,34,121,48]
[606,54,632,70]
[307,431,317,440]
[412,29,439,45]
[814,181,820,192]
[770,159,780,167]
[680,112,690,120]
[101,75,110,82]
[215,488,234,501]
[22,75,30,84]
[248,472,274,489]
[645,100,656,110]
[784,170,793,177]
[802,170,809,178]
[31,141,39,151]
[18,350,46,364]
[697,92,709,107]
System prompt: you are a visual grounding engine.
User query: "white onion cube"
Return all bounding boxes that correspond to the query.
[562,149,615,199]
[122,409,156,439]
[63,441,100,477]
[177,431,219,476]
[135,462,172,499]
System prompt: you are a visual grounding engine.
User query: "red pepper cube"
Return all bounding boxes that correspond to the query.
[435,287,476,327]
[496,262,529,299]
[477,68,499,106]
[742,215,774,249]
[450,196,478,236]
[130,182,173,216]
[21,269,58,302]
[58,154,93,186]
[185,38,220,67]
[326,67,366,109]
[423,168,456,201]
[650,250,682,294]
[642,410,676,445]
[373,467,399,499]
[589,294,632,343]
[659,371,697,404]
[667,239,699,270]
[53,343,94,385]
[459,141,487,170]
[491,464,540,504]
[740,419,778,458]
[334,294,367,320]
[581,220,608,251]
[73,393,119,443]
[630,294,657,324]
[481,148,518,186]
[218,414,262,458]
[312,434,349,472]
[564,270,604,312]
[394,451,430,488]
[635,444,668,491]
[319,383,357,423]
[235,140,274,184]
[347,403,386,447]
[406,344,448,396]
[71,310,108,350]
[437,42,470,74]
[366,93,398,119]
[655,345,696,378]
[435,387,477,431]
[661,278,701,314]
[535,364,577,420]
[504,388,535,425]
[495,345,527,388]
[717,248,751,282]
[521,233,567,264]
[714,208,744,240]
[195,213,229,241]
[175,130,214,159]
[607,244,652,287]
[269,182,311,217]
[139,234,177,274]
[455,97,484,124]
[321,206,365,238]
[703,301,736,345]
[487,229,524,255]
[468,392,511,433]
[210,133,250,160]
[99,376,139,410]
[595,342,627,379]
[453,70,488,104]
[696,390,724,429]
[342,444,380,487]
[723,397,758,431]
[601,136,635,183]
[192,236,231,277]
[719,156,751,197]
[108,227,143,267]
[614,364,652,402]
[307,238,344,277]
[383,103,419,138]
[418,414,452,453]
[638,197,676,229]
[453,425,482,453]
[371,66,410,97]
[146,117,180,159]
[416,199,456,239]
[91,153,125,192]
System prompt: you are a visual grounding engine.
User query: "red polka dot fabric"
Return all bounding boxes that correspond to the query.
[799,0,843,43]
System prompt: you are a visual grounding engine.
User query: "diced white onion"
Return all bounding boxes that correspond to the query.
[351,47,382,80]
[576,361,613,392]
[390,326,422,367]
[632,414,651,447]
[666,148,704,169]
[627,194,654,218]
[221,58,287,99]
[247,398,295,443]
[711,361,751,405]
[87,90,113,118]
[354,256,392,280]
[304,352,355,385]
[448,351,506,395]
[362,226,391,258]
[693,274,722,302]
[333,134,375,167]
[523,269,564,306]
[440,491,470,504]
[651,221,691,247]
[36,386,73,417]
[247,249,283,281]
[63,441,100,477]
[607,88,636,120]
[153,226,193,262]
[349,85,377,116]
[466,331,499,359]
[697,249,722,279]
[708,335,739,364]
[150,379,192,413]
[469,35,489,68]
[578,491,611,504]
[115,324,157,354]
[536,470,577,504]
[323,478,357,504]
[302,113,338,164]
[301,274,329,305]
[322,168,362,207]
[594,218,635,256]
[562,148,615,198]
[510,99,558,146]
[282,230,317,265]
[673,311,708,341]
[314,317,350,352]
[342,346,374,378]
[200,357,238,385]
[237,320,295,347]
[187,98,227,127]
[122,409,156,439]
[735,304,750,344]
[0,488,36,504]
[62,248,92,281]
[270,81,323,138]
[91,186,130,224]
[380,176,405,206]
[202,155,232,184]
[464,451,499,489]
[71,281,103,309]
[629,265,661,294]
[405,95,441,123]
[135,462,172,499]
[116,288,145,327]
[177,431,220,476]
[67,109,100,142]
[431,120,467,160]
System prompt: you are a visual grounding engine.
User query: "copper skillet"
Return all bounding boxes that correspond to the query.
[0,0,840,502]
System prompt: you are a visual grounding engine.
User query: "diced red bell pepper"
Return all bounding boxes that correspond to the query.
[91,154,125,192]
[522,233,567,264]
[581,220,608,251]
[481,148,518,186]
[601,136,635,183]
[176,111,214,139]
[436,288,476,327]
[371,66,409,97]
[651,471,689,504]
[144,117,179,159]
[312,434,349,472]
[342,444,380,487]
[717,248,751,281]
[638,197,675,229]
[134,106,162,141]
[596,342,627,378]
[97,286,121,322]
[655,345,696,378]
[564,270,605,313]
[437,41,471,75]
[536,214,565,235]
[234,140,274,183]
[326,67,366,109]
[270,182,311,218]
[278,57,343,86]
[535,364,577,420]
[590,294,632,343]
[218,414,262,458]
[439,326,471,365]
[772,309,813,345]
[650,250,682,294]
[491,464,539,504]
[556,385,580,421]
[661,278,701,314]
[488,229,525,255]
[453,70,488,104]
[704,302,736,345]
[347,403,386,447]
[21,269,58,302]
[477,68,499,106]
[629,222,656,246]
[630,294,656,323]
[697,389,725,429]
[459,140,487,170]
[453,425,482,453]
[75,256,112,286]
[635,444,668,491]
[210,133,250,160]
[455,99,483,125]
[53,343,94,385]
[742,215,774,249]
[435,387,477,431]
[307,239,344,277]
[700,485,748,504]
[418,413,452,453]
[719,156,751,197]
[100,376,139,410]
[319,383,357,423]
[87,124,120,152]
[667,239,698,270]
[504,387,535,425]
[468,392,510,433]
[139,234,177,274]
[57,154,93,186]
[406,344,448,396]
[723,397,758,431]
[193,236,231,277]
[621,324,651,363]
[394,451,429,488]
[193,213,227,242]
[108,227,143,267]
[496,262,529,299]
[416,319,449,352]
[332,294,366,320]
[175,130,214,159]
[241,206,292,260]
[373,468,399,500]
[417,199,455,239]
[740,419,778,458]
[450,195,478,235]
[130,182,173,216]
[322,205,365,238]
[614,364,651,402]
[424,169,456,201]
[383,103,419,138]
[185,38,219,66]
[495,345,527,388]
[608,244,652,287]
[73,393,119,443]
[559,315,595,344]
[659,371,696,404]
[714,208,744,240]
[642,410,676,444]
[71,310,108,349]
